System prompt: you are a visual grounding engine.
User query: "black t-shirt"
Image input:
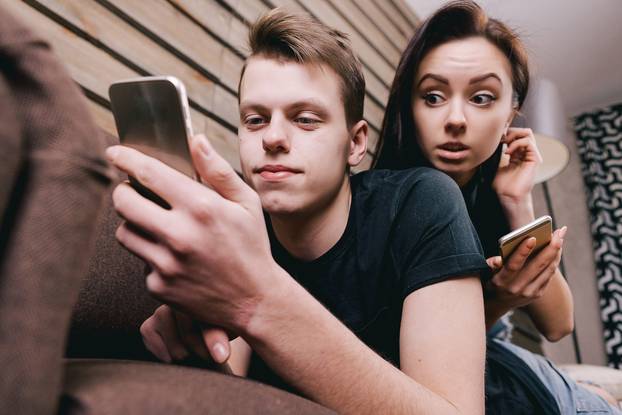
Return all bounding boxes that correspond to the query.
[248,167,489,393]
[462,174,560,415]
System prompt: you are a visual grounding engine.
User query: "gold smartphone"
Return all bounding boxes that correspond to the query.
[498,215,552,260]
[108,76,195,208]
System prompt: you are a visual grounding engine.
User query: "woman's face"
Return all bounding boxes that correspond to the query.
[412,37,516,186]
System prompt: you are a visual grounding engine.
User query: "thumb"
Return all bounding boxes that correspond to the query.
[201,326,231,364]
[190,134,254,205]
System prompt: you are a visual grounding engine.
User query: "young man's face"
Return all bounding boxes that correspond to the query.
[238,57,356,216]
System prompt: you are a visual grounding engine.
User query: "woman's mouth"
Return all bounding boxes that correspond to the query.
[436,142,470,161]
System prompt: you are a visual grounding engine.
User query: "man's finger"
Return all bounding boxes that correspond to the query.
[140,317,173,363]
[112,182,172,240]
[189,134,255,205]
[116,221,176,272]
[174,311,211,360]
[201,327,231,364]
[106,145,206,209]
[150,306,190,362]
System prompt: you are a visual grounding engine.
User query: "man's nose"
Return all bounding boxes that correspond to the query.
[444,100,467,136]
[262,116,290,153]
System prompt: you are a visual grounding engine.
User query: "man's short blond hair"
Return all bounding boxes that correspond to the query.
[239,8,365,128]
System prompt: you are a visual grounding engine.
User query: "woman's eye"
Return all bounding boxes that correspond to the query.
[423,93,445,106]
[471,94,496,106]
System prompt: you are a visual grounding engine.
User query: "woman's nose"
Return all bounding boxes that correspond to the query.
[445,101,467,136]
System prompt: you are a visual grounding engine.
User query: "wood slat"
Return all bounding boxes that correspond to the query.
[166,0,386,135]
[87,99,117,136]
[391,0,420,27]
[36,0,239,130]
[353,0,408,52]
[261,0,388,109]
[297,0,396,85]
[103,0,243,93]
[220,0,270,25]
[325,0,401,67]
[372,0,415,39]
[5,1,240,170]
[170,0,250,55]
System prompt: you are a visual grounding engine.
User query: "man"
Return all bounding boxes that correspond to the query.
[108,9,488,414]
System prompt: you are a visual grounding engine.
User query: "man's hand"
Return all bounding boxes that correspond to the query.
[485,226,566,311]
[107,134,278,333]
[141,304,231,364]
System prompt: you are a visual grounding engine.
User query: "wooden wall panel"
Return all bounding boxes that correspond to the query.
[11,0,418,171]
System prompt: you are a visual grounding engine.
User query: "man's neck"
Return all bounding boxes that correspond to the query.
[269,175,352,261]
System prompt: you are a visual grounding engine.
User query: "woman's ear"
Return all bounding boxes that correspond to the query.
[504,109,518,136]
[348,120,368,167]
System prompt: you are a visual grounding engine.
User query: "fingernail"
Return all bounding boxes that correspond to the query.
[105,146,119,161]
[212,342,228,363]
[526,237,536,248]
[559,226,568,238]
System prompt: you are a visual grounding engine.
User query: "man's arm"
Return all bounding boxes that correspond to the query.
[400,276,485,415]
[108,137,484,414]
[243,271,485,415]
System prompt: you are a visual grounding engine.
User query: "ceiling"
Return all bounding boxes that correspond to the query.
[405,0,622,117]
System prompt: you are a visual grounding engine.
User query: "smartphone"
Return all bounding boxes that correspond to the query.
[108,76,195,208]
[498,215,552,260]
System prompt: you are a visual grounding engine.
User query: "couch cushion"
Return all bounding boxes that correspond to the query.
[60,359,336,415]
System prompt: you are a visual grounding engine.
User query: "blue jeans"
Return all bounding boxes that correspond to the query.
[495,339,622,414]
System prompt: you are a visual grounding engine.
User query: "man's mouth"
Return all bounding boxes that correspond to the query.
[254,165,301,181]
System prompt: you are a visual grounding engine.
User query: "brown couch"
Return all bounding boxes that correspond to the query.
[0,5,333,414]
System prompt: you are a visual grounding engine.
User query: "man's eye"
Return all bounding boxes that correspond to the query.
[296,117,319,125]
[471,94,496,106]
[244,116,266,127]
[423,93,445,106]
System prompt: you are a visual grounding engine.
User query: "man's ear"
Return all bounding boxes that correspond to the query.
[348,120,368,167]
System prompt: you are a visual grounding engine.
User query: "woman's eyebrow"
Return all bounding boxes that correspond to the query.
[469,73,502,85]
[417,73,449,87]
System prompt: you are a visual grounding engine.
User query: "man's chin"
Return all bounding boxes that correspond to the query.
[259,194,302,217]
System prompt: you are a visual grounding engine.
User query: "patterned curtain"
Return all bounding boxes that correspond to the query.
[574,103,622,367]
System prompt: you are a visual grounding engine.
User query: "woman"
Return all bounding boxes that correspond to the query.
[374,1,620,413]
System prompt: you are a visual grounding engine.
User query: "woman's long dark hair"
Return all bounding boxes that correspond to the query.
[373,0,530,187]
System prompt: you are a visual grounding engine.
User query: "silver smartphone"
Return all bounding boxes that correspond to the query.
[498,215,552,260]
[109,76,195,207]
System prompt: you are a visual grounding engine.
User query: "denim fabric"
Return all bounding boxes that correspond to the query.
[497,339,622,414]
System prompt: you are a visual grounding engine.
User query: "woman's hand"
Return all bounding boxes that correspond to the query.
[492,127,542,227]
[485,226,566,311]
[492,127,542,201]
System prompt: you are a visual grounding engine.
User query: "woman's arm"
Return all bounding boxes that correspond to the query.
[490,128,574,341]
